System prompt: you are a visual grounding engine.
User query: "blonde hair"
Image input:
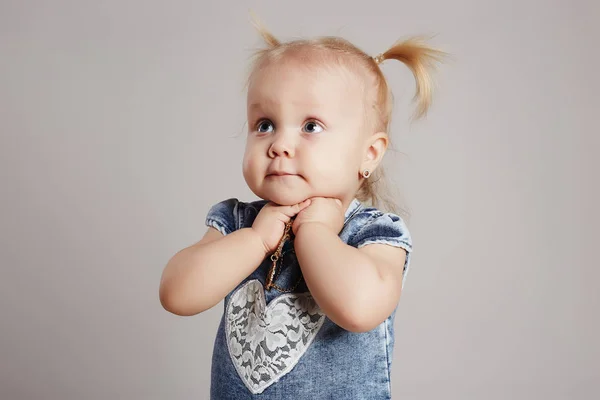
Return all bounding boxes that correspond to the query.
[246,15,448,214]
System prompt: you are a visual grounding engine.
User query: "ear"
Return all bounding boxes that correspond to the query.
[361,132,388,172]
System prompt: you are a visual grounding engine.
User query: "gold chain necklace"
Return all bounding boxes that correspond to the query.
[264,218,304,292]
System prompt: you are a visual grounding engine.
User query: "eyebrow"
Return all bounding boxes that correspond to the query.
[248,102,265,111]
[248,98,325,111]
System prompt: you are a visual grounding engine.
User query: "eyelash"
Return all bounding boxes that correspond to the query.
[253,119,325,134]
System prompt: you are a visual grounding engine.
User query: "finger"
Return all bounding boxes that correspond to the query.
[279,203,303,218]
[283,199,311,216]
[298,198,311,211]
[334,199,342,207]
[291,217,301,235]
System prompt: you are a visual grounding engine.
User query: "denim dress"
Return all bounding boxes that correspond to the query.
[205,198,413,399]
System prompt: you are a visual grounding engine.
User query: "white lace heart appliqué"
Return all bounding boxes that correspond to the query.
[225,279,325,394]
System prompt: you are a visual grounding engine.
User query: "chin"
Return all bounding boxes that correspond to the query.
[250,185,309,206]
[267,194,306,206]
[266,191,308,206]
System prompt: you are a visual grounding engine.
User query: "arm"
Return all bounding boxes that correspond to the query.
[294,222,406,333]
[159,227,267,316]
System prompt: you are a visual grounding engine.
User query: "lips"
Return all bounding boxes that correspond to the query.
[266,164,302,179]
[267,172,296,176]
[265,170,302,180]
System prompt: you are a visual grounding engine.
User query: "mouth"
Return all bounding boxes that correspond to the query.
[266,172,301,178]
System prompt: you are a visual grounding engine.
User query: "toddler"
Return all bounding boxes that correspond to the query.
[160,16,446,399]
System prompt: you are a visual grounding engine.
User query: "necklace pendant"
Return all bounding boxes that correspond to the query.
[265,260,277,290]
[264,219,294,291]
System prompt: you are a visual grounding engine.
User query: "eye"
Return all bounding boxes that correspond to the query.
[256,119,274,133]
[302,120,324,134]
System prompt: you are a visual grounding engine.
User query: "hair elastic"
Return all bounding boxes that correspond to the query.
[372,54,385,65]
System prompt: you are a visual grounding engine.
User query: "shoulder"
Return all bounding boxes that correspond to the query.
[205,197,268,235]
[344,204,413,253]
[344,204,414,288]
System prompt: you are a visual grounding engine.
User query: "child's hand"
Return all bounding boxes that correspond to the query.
[292,197,345,236]
[252,199,312,255]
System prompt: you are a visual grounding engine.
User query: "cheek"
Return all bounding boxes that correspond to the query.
[242,154,253,176]
[316,140,359,169]
[242,147,262,175]
[308,148,355,181]
[241,147,253,174]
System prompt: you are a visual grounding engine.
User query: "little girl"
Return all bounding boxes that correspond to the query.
[160,17,445,399]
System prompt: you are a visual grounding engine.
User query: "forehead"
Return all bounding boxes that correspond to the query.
[247,57,366,118]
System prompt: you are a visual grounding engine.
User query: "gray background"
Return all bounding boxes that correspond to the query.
[1,0,598,399]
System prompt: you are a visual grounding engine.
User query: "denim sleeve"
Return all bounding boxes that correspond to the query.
[205,198,240,236]
[348,210,413,282]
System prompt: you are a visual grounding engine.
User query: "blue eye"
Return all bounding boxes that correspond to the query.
[256,120,274,133]
[303,120,324,134]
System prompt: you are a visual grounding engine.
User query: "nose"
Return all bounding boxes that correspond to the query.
[268,133,295,158]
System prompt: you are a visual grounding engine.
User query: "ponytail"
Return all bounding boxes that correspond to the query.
[249,10,280,48]
[372,36,448,121]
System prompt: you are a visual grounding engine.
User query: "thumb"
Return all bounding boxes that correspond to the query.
[335,199,343,207]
